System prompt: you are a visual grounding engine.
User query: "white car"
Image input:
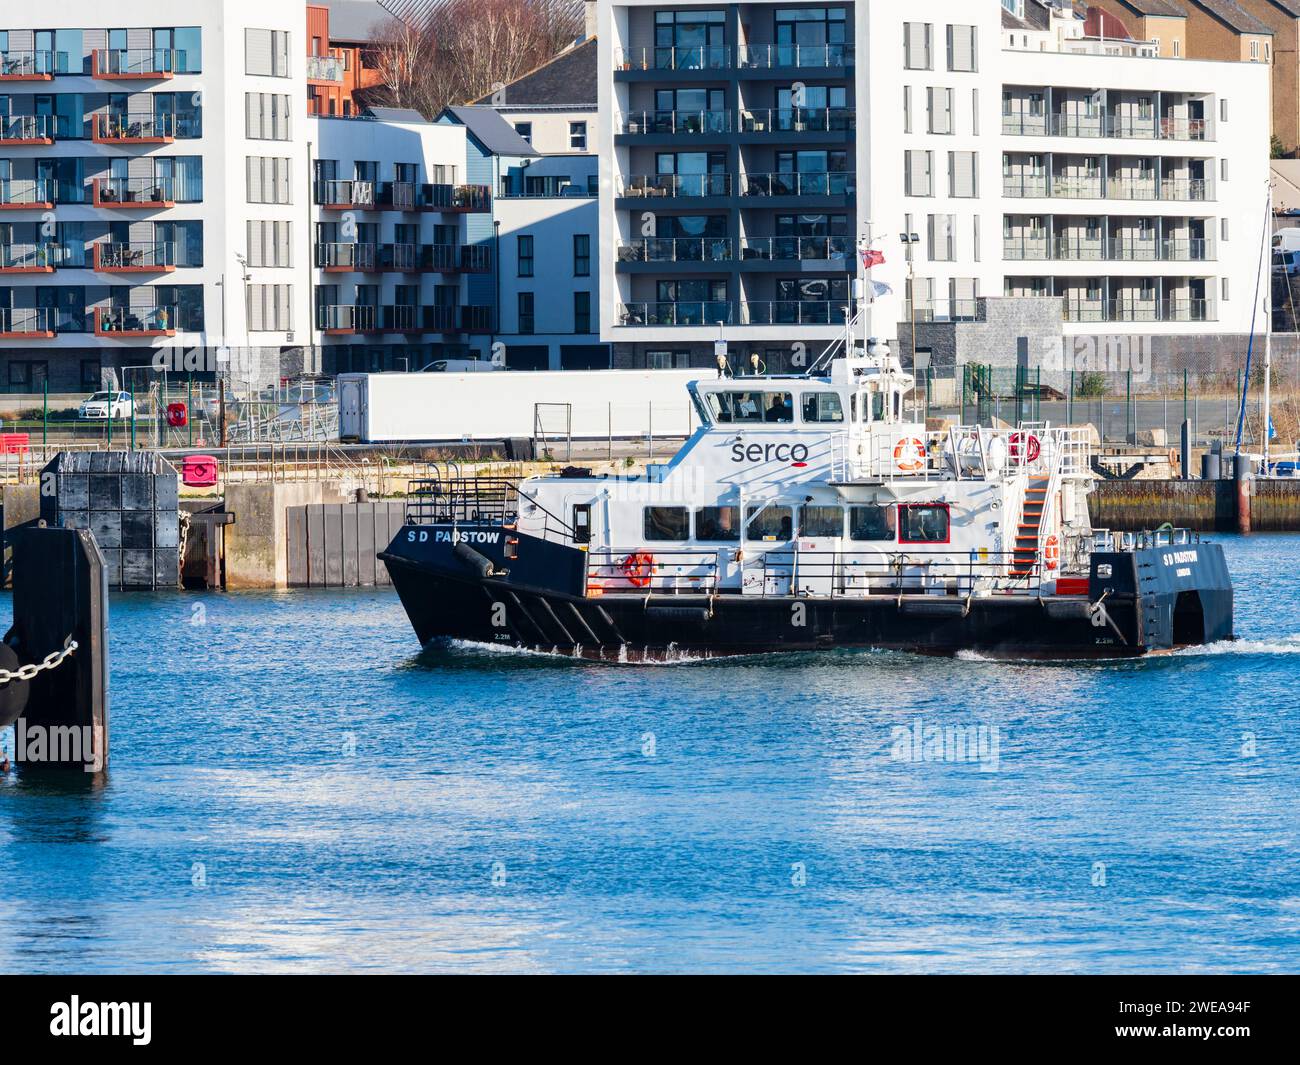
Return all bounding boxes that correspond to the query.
[79,391,136,420]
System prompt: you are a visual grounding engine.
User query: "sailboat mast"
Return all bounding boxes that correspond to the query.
[1264,181,1274,471]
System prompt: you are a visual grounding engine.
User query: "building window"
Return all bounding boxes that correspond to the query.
[1173,39,1181,58]
[1222,278,1230,301]
[946,25,977,72]
[904,22,932,70]
[569,121,587,150]
[573,234,590,276]
[245,92,292,139]
[246,156,292,204]
[247,284,293,331]
[949,151,977,197]
[1220,98,1229,122]
[519,292,534,334]
[928,87,953,134]
[574,291,591,333]
[514,122,532,143]
[903,86,911,133]
[1221,218,1229,242]
[1221,159,1229,182]
[647,350,690,369]
[905,150,933,196]
[1250,40,1259,61]
[928,214,956,261]
[80,360,101,392]
[245,29,292,77]
[8,361,48,394]
[517,235,534,277]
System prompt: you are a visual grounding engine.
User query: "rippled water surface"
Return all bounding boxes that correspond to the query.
[1,535,1298,973]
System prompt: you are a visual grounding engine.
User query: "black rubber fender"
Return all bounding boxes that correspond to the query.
[0,640,30,730]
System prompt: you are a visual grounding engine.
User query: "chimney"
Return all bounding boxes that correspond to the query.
[584,1,598,42]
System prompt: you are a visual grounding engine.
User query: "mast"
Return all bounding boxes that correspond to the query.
[1264,180,1274,471]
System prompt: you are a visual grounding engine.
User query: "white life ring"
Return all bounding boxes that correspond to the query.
[893,437,926,473]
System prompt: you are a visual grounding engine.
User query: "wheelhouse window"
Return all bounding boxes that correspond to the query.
[695,506,739,542]
[801,391,844,423]
[707,391,793,423]
[799,505,843,538]
[898,503,950,544]
[644,506,689,541]
[746,505,793,541]
[849,505,895,541]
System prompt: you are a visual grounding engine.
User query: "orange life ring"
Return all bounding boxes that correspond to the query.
[1044,534,1060,572]
[893,437,926,472]
[620,551,655,588]
[1009,431,1041,464]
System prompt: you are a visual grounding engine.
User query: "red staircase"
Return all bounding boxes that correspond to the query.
[1011,475,1050,579]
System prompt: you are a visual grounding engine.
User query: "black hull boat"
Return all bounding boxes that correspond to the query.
[381,524,1233,662]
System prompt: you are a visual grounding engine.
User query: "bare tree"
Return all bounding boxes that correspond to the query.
[370,0,584,118]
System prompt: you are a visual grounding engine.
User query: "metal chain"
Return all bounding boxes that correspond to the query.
[0,640,79,685]
[177,511,192,588]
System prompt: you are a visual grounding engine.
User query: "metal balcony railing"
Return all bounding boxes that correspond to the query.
[743,171,855,196]
[0,307,56,334]
[617,173,731,198]
[318,304,379,332]
[737,44,853,68]
[93,112,200,140]
[739,107,855,133]
[620,110,732,135]
[315,179,375,208]
[1001,112,1208,141]
[739,236,850,261]
[382,242,420,271]
[904,300,982,323]
[377,180,418,209]
[306,54,345,81]
[742,300,847,325]
[499,175,594,198]
[93,176,176,206]
[95,305,180,334]
[383,304,425,331]
[1002,236,1214,262]
[617,237,733,263]
[617,301,733,326]
[0,49,56,77]
[419,183,490,211]
[615,46,732,71]
[0,178,56,206]
[0,243,60,270]
[95,241,179,270]
[93,48,182,77]
[1062,299,1215,323]
[1003,174,1212,201]
[0,115,56,141]
[316,242,378,271]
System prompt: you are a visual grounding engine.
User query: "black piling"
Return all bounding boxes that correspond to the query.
[3,524,110,774]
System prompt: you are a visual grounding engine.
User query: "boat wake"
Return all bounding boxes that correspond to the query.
[1173,634,1300,656]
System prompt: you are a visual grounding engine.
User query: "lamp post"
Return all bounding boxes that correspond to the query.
[900,231,921,420]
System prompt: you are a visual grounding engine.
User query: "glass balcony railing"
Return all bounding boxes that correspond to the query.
[739,236,850,261]
[0,307,57,334]
[381,243,420,271]
[1062,299,1214,323]
[743,171,855,196]
[316,242,379,271]
[619,110,732,135]
[615,46,731,71]
[904,300,982,323]
[1003,237,1214,262]
[315,179,376,208]
[383,305,426,332]
[319,304,379,333]
[0,177,56,206]
[742,300,846,325]
[419,183,490,211]
[1002,174,1212,201]
[93,177,176,206]
[0,242,60,270]
[617,301,733,326]
[95,305,180,334]
[93,241,181,270]
[1002,112,1209,142]
[377,180,418,209]
[93,112,200,141]
[737,44,853,68]
[617,173,731,198]
[0,115,56,142]
[93,48,183,78]
[0,49,56,78]
[499,175,595,198]
[616,237,733,263]
[739,108,855,133]
[306,54,345,81]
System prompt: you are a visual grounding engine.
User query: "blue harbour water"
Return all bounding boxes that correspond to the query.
[1,534,1298,974]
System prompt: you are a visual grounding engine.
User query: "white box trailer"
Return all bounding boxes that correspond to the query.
[338,369,706,443]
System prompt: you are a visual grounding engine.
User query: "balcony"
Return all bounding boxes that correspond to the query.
[1002,112,1208,142]
[1062,299,1215,323]
[94,306,179,337]
[617,173,731,199]
[739,108,855,134]
[315,179,376,210]
[91,48,178,80]
[742,171,855,198]
[306,54,345,82]
[904,300,982,323]
[0,243,58,273]
[0,178,55,209]
[382,304,428,333]
[319,304,380,334]
[616,237,733,263]
[92,112,193,144]
[499,175,595,198]
[419,183,490,212]
[93,242,178,273]
[619,110,731,135]
[316,242,379,272]
[737,44,853,69]
[377,180,418,210]
[0,50,55,80]
[425,244,492,273]
[458,305,493,332]
[617,301,733,326]
[0,115,55,146]
[380,243,420,271]
[615,46,732,71]
[0,307,56,338]
[742,301,846,325]
[1002,175,1212,202]
[92,177,175,208]
[1003,236,1214,262]
[739,236,850,262]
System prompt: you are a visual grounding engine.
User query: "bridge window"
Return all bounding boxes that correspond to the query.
[708,390,793,422]
[644,506,690,541]
[898,503,950,544]
[801,391,844,422]
[849,504,895,541]
[695,505,740,541]
[799,505,843,537]
[745,504,793,541]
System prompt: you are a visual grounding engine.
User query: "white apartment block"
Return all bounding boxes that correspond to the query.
[597,0,1272,371]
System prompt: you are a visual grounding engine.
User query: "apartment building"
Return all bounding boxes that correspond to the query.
[0,0,312,393]
[305,1,387,118]
[597,0,1271,371]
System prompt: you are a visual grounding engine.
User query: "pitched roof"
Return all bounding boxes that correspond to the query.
[323,0,387,43]
[1263,0,1300,18]
[441,105,540,156]
[473,38,597,110]
[1113,0,1188,16]
[1190,0,1275,32]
